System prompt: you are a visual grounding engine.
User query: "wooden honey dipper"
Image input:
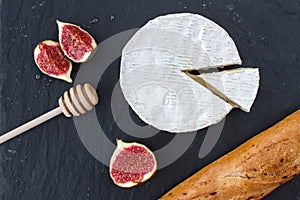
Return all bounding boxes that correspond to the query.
[0,83,98,144]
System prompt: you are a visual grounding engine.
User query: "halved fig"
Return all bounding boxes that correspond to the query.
[109,139,157,188]
[57,20,97,63]
[34,40,72,83]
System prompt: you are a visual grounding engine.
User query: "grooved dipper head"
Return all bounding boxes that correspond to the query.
[58,83,98,117]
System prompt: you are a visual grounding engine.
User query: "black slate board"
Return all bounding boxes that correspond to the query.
[1,0,300,199]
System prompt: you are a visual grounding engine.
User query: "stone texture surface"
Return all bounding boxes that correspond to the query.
[0,0,300,199]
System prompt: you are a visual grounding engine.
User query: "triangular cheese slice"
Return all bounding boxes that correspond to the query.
[198,68,260,112]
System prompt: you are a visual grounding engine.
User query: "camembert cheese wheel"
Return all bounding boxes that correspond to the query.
[120,13,258,133]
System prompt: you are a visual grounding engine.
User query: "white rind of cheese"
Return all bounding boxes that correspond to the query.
[123,13,242,70]
[199,68,260,112]
[120,13,244,133]
[121,49,233,133]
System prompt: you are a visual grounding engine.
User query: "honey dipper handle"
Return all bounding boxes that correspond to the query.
[0,107,62,144]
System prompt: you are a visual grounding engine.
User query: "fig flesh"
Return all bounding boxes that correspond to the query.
[109,139,157,188]
[34,40,72,83]
[57,20,97,63]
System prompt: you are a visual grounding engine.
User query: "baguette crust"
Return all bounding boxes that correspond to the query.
[160,109,300,200]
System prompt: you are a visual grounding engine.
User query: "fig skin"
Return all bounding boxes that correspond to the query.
[109,139,157,188]
[34,40,72,83]
[57,20,97,63]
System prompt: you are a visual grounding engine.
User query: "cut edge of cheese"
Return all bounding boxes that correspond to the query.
[183,70,240,108]
[184,68,260,112]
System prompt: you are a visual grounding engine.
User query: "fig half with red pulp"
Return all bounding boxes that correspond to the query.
[109,139,157,188]
[57,20,97,63]
[34,40,72,83]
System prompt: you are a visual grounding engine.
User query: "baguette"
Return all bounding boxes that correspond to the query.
[160,109,300,200]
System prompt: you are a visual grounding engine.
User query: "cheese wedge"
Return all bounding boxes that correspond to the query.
[120,13,256,133]
[197,68,260,112]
